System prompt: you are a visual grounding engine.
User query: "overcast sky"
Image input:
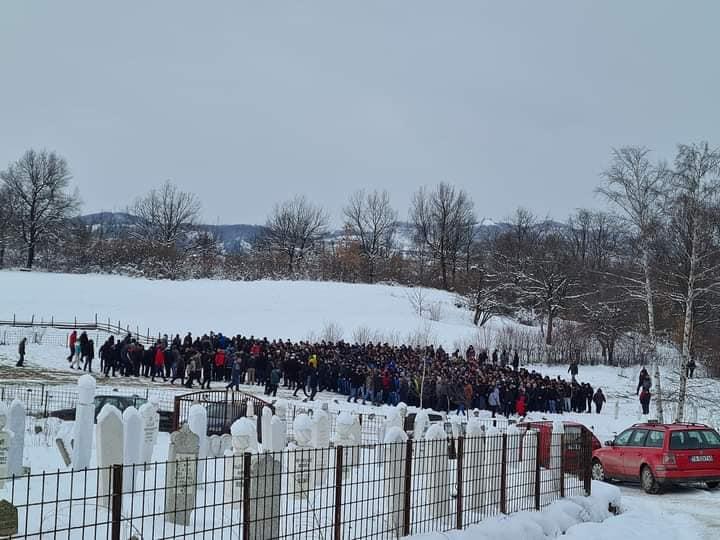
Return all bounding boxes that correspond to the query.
[1,1,719,225]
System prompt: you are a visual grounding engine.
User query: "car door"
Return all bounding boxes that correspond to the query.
[622,429,649,478]
[604,429,634,478]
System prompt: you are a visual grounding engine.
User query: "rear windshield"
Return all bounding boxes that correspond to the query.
[669,430,720,450]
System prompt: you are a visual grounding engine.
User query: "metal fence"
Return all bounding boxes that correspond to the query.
[0,383,176,417]
[0,316,157,345]
[0,429,592,539]
[173,390,274,441]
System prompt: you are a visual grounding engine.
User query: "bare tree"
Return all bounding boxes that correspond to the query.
[343,189,397,282]
[262,195,328,274]
[0,149,79,268]
[129,180,201,248]
[598,147,668,346]
[665,142,720,422]
[410,182,476,289]
[0,186,15,268]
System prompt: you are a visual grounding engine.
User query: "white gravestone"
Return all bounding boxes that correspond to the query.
[220,433,233,455]
[413,410,429,441]
[123,407,143,492]
[464,418,486,512]
[334,412,359,476]
[0,404,10,488]
[209,435,222,457]
[288,414,315,499]
[270,416,287,453]
[249,453,282,540]
[188,404,208,488]
[378,408,403,464]
[383,426,408,537]
[506,424,522,463]
[274,400,287,424]
[483,426,503,513]
[139,401,160,467]
[165,424,200,526]
[72,374,96,469]
[224,418,257,510]
[397,402,409,430]
[424,423,450,519]
[261,407,273,451]
[96,404,124,505]
[550,421,564,493]
[246,400,255,419]
[311,409,331,484]
[522,429,539,508]
[8,400,26,477]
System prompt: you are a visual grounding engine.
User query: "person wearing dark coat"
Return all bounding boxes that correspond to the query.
[592,388,606,414]
[17,337,27,367]
[512,350,520,371]
[82,339,95,372]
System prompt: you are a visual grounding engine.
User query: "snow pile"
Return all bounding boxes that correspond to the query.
[406,481,621,540]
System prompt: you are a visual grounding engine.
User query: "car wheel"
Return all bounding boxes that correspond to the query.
[707,482,719,490]
[641,466,661,494]
[591,459,606,482]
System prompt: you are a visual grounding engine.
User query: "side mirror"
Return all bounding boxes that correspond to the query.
[604,440,614,447]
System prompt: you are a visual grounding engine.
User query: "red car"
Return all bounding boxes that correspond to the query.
[517,420,601,470]
[592,422,720,493]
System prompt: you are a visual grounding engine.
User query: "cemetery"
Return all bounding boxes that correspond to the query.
[0,375,591,539]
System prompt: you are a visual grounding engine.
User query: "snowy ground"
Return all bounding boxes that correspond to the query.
[2,270,720,538]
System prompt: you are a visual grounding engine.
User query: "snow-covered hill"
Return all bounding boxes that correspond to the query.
[0,270,517,348]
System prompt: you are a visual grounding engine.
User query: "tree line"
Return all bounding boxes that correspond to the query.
[3,144,720,406]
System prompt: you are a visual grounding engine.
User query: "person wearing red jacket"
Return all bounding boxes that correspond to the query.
[214,349,226,381]
[515,390,527,417]
[152,345,166,382]
[67,330,77,362]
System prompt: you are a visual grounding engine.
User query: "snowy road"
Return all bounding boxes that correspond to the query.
[618,483,720,540]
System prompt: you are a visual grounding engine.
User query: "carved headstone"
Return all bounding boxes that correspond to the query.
[188,404,208,488]
[270,416,287,452]
[413,410,429,441]
[209,435,222,458]
[220,434,232,455]
[165,424,200,525]
[96,405,124,505]
[224,418,257,510]
[483,426,503,512]
[7,400,25,477]
[288,414,315,499]
[0,500,18,537]
[334,412,359,476]
[139,401,160,467]
[248,454,282,540]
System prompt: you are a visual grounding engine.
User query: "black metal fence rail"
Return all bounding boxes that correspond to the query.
[0,316,157,345]
[0,383,176,417]
[0,430,592,539]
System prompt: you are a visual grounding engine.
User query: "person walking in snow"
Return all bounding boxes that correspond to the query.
[636,368,651,394]
[67,330,77,362]
[687,358,696,378]
[82,339,95,372]
[16,337,27,367]
[592,388,606,414]
[639,387,651,415]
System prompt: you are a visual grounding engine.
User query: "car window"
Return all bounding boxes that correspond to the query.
[645,430,664,448]
[627,429,649,447]
[614,430,634,446]
[669,430,720,450]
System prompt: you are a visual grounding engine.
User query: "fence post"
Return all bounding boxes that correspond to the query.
[500,433,508,514]
[583,430,592,496]
[534,431,541,510]
[111,464,123,540]
[456,436,464,530]
[559,433,565,498]
[334,446,344,540]
[402,439,413,536]
[242,452,252,540]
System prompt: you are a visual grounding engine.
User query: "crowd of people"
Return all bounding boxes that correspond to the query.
[55,329,614,419]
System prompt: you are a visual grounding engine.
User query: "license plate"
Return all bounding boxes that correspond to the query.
[690,455,714,463]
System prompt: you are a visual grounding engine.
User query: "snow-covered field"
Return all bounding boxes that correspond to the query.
[1,270,720,538]
[0,270,516,348]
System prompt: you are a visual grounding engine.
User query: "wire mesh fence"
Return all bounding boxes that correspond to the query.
[0,428,592,539]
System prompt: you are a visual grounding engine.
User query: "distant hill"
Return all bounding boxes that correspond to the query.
[77,212,520,254]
